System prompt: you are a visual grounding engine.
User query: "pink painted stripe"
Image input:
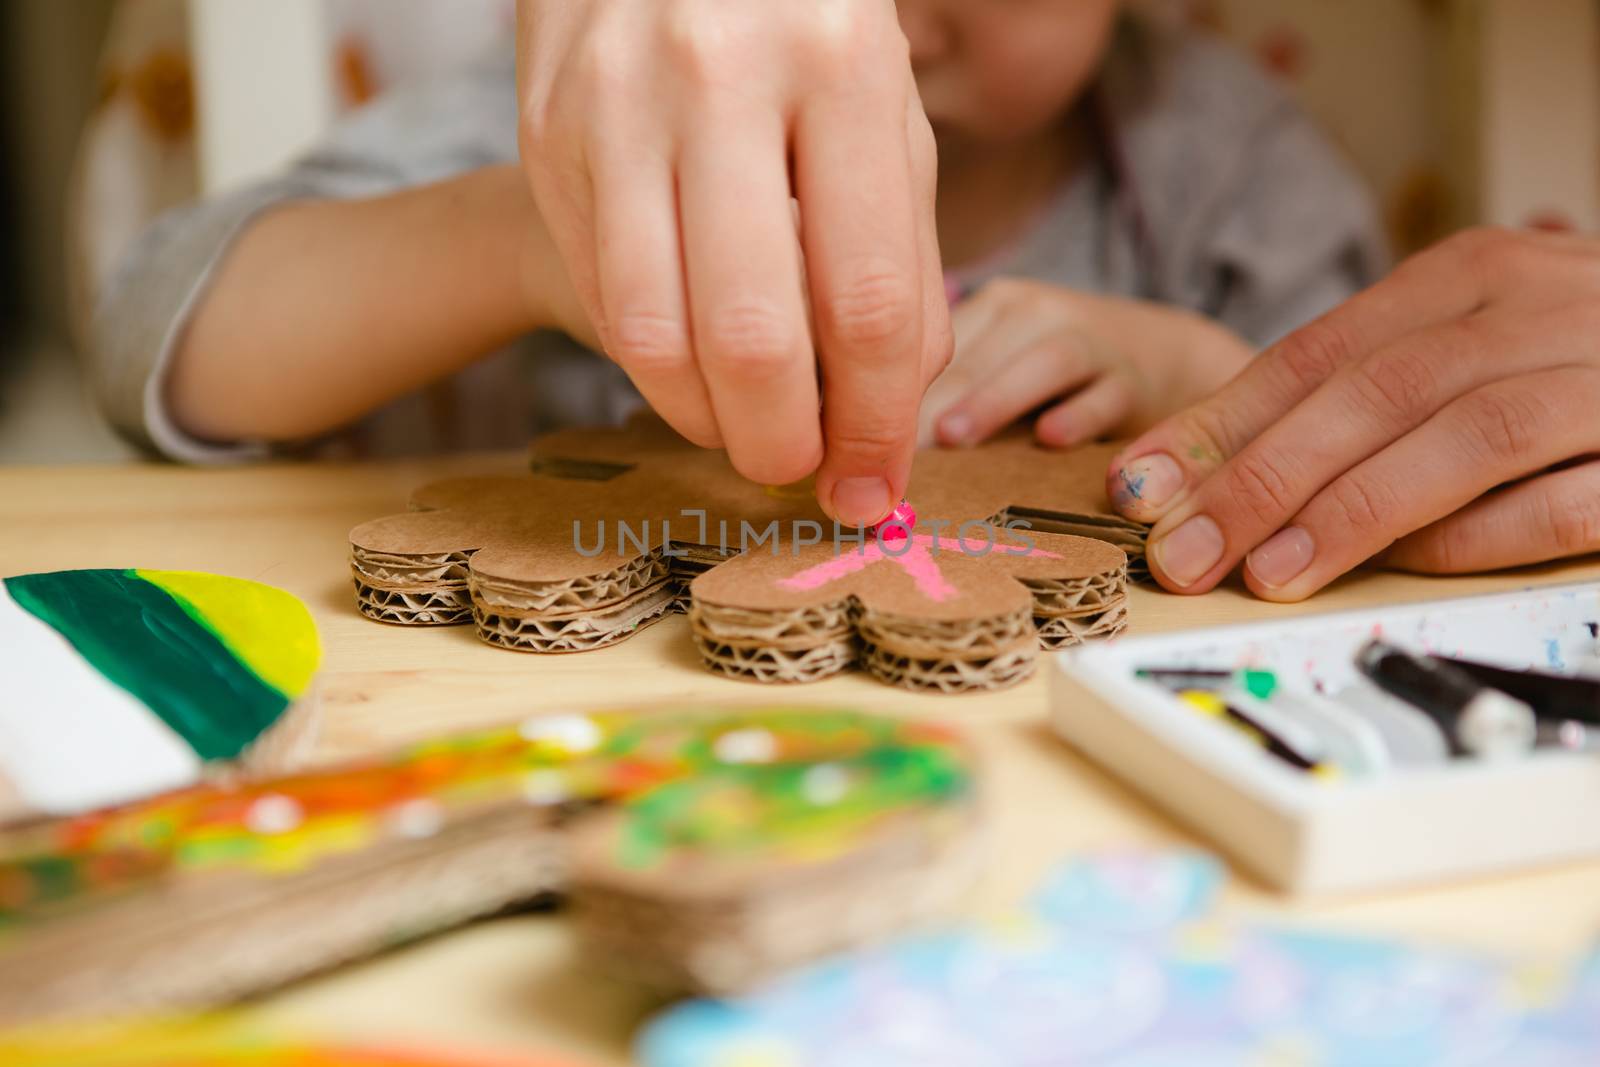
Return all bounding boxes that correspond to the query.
[778,534,1061,603]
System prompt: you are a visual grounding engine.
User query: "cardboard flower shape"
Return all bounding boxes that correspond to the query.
[350,419,1144,691]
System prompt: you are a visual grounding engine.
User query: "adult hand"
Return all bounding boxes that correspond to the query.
[1106,228,1600,600]
[917,279,1251,449]
[517,0,951,527]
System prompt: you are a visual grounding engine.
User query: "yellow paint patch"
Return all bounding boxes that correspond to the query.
[1177,691,1227,718]
[136,571,320,699]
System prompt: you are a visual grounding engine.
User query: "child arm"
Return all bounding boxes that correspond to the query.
[168,164,586,443]
[88,61,573,461]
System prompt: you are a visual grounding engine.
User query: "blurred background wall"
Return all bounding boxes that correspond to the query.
[1,1,114,344]
[0,0,512,465]
[0,0,124,462]
[1197,0,1600,250]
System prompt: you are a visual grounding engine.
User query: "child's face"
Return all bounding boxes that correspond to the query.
[901,0,1122,147]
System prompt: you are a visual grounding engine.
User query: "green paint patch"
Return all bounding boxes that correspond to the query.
[135,570,319,699]
[4,569,290,760]
[1241,669,1278,701]
[607,713,971,870]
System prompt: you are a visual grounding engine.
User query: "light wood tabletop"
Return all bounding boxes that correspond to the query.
[4,455,1600,1065]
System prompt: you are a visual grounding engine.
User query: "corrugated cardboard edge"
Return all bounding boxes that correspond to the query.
[349,420,1146,690]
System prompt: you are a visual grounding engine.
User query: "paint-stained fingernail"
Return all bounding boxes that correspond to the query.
[832,477,892,527]
[937,412,974,447]
[1247,526,1315,589]
[1112,453,1185,517]
[1152,515,1225,588]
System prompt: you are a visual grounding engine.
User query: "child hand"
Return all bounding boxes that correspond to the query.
[516,0,950,528]
[1106,228,1600,601]
[918,279,1252,450]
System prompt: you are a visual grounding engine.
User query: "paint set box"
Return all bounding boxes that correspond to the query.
[1049,582,1600,894]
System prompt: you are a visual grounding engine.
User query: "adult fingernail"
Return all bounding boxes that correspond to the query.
[832,477,892,527]
[1247,526,1315,589]
[1113,453,1185,516]
[938,412,974,447]
[1151,515,1225,588]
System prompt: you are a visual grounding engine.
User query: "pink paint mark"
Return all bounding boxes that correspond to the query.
[780,546,887,591]
[895,541,960,601]
[778,534,1060,603]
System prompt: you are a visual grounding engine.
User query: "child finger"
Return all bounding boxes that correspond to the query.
[934,337,1099,447]
[915,293,1027,446]
[1035,374,1135,448]
[1237,367,1600,602]
[949,279,1024,351]
[591,139,719,447]
[922,283,1080,441]
[1382,457,1600,574]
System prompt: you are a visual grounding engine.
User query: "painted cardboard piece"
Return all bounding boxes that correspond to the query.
[350,419,1146,691]
[0,569,320,825]
[0,708,979,1022]
[1,1020,593,1067]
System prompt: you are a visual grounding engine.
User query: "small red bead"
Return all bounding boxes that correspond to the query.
[873,500,916,543]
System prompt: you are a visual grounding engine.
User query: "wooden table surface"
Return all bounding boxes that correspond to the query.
[5,454,1600,1064]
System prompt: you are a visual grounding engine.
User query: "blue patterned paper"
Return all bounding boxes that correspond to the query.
[639,852,1600,1067]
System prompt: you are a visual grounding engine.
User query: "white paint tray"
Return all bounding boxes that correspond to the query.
[1050,582,1600,894]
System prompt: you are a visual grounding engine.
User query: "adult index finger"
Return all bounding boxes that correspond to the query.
[678,103,822,487]
[793,52,925,527]
[1106,229,1504,524]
